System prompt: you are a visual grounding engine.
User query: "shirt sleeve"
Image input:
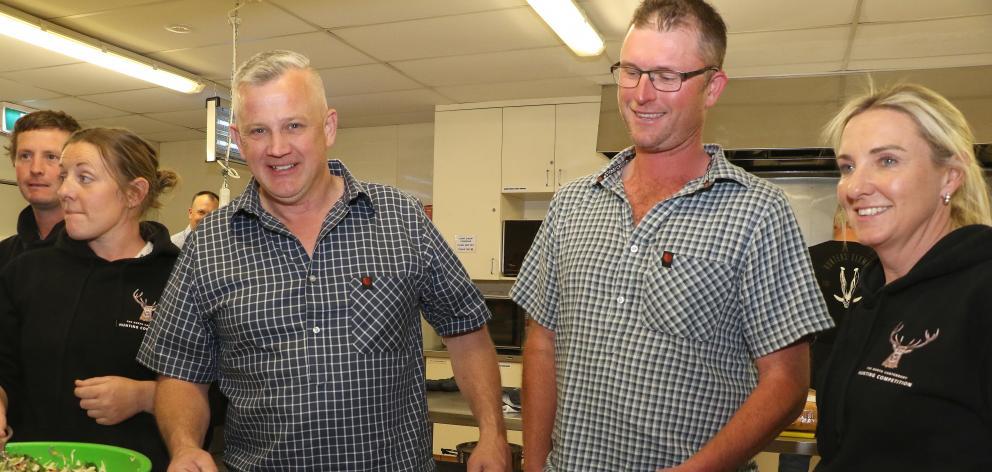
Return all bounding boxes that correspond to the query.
[415,199,491,337]
[739,192,834,359]
[509,192,561,332]
[136,233,218,383]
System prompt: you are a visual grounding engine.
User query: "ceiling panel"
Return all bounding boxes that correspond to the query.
[0,0,161,19]
[0,63,153,95]
[0,35,80,72]
[271,0,526,29]
[436,77,604,103]
[394,47,614,88]
[152,32,374,80]
[140,128,206,143]
[710,0,859,32]
[143,109,208,128]
[18,97,127,119]
[77,88,220,114]
[340,111,437,129]
[57,0,317,54]
[847,53,992,73]
[334,7,559,62]
[318,64,424,97]
[85,114,189,134]
[724,27,850,70]
[861,0,992,23]
[851,16,992,61]
[0,77,63,102]
[579,0,639,41]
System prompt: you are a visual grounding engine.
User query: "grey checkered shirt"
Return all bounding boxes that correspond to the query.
[138,160,489,471]
[511,145,833,471]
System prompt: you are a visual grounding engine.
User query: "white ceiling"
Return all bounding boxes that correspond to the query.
[0,0,990,143]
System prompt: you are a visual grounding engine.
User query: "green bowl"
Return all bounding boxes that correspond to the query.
[4,442,152,471]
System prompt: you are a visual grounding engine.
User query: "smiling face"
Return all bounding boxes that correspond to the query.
[231,68,337,211]
[617,24,726,155]
[836,108,961,259]
[58,141,137,243]
[13,128,72,210]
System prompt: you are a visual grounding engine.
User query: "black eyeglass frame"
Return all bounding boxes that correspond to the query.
[610,62,719,92]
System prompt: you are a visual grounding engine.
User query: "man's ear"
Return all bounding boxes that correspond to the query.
[324,108,338,149]
[704,69,728,108]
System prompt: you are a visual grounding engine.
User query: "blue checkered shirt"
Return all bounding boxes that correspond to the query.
[511,145,833,471]
[138,160,489,471]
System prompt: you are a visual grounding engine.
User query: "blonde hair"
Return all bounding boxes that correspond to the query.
[824,83,991,228]
[231,50,327,123]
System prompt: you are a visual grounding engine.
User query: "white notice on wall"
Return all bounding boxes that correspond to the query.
[454,235,476,252]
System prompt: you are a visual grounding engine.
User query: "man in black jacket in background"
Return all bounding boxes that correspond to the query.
[0,110,80,268]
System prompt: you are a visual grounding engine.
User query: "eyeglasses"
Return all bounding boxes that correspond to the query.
[610,62,718,92]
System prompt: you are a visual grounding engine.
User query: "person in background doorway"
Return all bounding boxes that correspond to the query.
[511,1,833,470]
[779,206,876,472]
[170,190,220,249]
[0,128,179,470]
[138,50,509,472]
[0,110,80,268]
[815,83,992,471]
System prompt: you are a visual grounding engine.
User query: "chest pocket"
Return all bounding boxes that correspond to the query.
[641,253,735,341]
[349,275,417,353]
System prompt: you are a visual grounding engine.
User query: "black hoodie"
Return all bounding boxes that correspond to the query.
[815,225,992,472]
[0,206,65,269]
[0,221,177,471]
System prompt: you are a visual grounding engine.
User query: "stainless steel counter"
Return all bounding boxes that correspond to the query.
[426,391,817,456]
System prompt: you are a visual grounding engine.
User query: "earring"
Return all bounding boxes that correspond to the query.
[941,193,952,205]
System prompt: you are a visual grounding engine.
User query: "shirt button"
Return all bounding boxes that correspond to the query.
[308,275,317,284]
[617,296,626,304]
[312,326,321,334]
[630,245,639,253]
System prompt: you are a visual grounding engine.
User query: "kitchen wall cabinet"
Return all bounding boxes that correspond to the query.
[500,101,605,193]
[432,107,503,280]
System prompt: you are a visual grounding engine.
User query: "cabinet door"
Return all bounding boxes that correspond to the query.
[433,108,502,280]
[501,105,555,193]
[555,102,608,188]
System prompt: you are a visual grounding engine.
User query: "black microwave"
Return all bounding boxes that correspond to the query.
[502,219,542,277]
[484,296,527,354]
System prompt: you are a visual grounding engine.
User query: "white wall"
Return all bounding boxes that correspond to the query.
[330,122,434,205]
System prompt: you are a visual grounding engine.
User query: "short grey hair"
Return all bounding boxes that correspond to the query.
[231,50,327,122]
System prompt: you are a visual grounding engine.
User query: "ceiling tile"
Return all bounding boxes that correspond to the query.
[77,88,217,114]
[271,0,526,29]
[334,7,559,62]
[18,97,126,119]
[85,114,188,134]
[847,54,992,73]
[709,0,859,32]
[56,0,317,54]
[436,77,604,103]
[330,89,454,121]
[851,16,992,61]
[0,35,80,72]
[319,64,424,97]
[724,27,850,71]
[0,0,161,19]
[140,128,207,143]
[1,63,153,95]
[144,109,209,128]
[861,0,992,23]
[393,46,614,87]
[579,0,640,42]
[151,32,374,80]
[0,77,64,102]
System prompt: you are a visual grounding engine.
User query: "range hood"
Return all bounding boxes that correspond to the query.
[596,83,992,176]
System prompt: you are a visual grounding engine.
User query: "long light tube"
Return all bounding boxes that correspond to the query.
[527,0,604,57]
[0,5,205,94]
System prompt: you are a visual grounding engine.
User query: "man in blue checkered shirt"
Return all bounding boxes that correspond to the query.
[137,50,510,471]
[511,1,833,471]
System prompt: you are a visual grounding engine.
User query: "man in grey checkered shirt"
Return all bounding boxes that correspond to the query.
[511,1,833,471]
[137,51,510,471]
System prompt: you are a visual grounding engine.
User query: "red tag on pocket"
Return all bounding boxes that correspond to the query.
[661,251,674,268]
[361,276,374,289]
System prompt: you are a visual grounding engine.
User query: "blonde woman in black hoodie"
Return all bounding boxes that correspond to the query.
[0,128,178,470]
[815,84,992,472]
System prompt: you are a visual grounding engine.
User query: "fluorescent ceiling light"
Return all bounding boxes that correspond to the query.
[527,0,604,57]
[0,5,205,94]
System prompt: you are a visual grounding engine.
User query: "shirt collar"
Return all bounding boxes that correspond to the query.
[230,159,375,220]
[593,144,752,192]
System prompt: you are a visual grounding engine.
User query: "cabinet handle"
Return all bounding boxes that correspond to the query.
[490,258,495,275]
[545,169,550,187]
[558,169,563,186]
